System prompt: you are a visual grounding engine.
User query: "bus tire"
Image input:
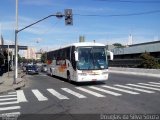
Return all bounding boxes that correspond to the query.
[67,71,71,83]
[50,68,53,76]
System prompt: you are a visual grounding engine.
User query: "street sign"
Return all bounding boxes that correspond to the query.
[0,45,28,50]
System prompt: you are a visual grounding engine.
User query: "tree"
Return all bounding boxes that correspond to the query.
[18,54,22,63]
[113,43,125,48]
[138,52,160,69]
[41,53,47,63]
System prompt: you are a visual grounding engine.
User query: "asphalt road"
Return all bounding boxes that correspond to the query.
[1,72,160,120]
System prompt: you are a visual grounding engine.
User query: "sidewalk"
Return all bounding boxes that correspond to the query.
[0,70,25,94]
[109,67,160,78]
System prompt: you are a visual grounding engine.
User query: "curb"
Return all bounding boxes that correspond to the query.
[0,78,26,95]
[0,83,25,94]
[13,80,25,90]
[109,70,160,78]
[0,87,14,95]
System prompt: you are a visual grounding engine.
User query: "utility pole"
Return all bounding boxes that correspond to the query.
[14,0,18,84]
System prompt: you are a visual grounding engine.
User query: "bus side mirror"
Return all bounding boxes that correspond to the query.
[74,51,79,61]
[107,51,114,60]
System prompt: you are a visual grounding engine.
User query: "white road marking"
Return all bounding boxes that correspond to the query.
[0,101,19,106]
[148,82,160,85]
[0,106,21,111]
[0,98,17,102]
[138,83,160,88]
[89,86,122,96]
[1,112,21,116]
[32,89,48,101]
[76,87,105,97]
[102,85,139,95]
[47,89,69,100]
[0,95,17,98]
[16,90,28,102]
[61,88,87,98]
[8,92,16,94]
[114,85,155,93]
[127,84,160,91]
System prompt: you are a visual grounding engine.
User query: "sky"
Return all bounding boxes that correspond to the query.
[0,0,160,52]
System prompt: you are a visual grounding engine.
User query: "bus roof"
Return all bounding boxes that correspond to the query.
[48,42,105,52]
[72,42,105,47]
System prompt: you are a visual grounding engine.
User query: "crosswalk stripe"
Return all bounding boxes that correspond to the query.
[0,101,19,106]
[47,89,69,100]
[16,90,28,102]
[0,106,21,111]
[8,92,16,94]
[76,87,105,97]
[138,83,160,88]
[114,85,155,93]
[0,98,17,102]
[127,84,160,91]
[89,86,122,96]
[0,95,17,98]
[148,82,160,85]
[32,89,48,101]
[61,88,87,98]
[102,85,139,94]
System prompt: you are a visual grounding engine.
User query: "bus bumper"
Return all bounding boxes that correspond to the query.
[76,70,109,82]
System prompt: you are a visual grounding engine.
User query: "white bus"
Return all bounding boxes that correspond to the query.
[47,42,113,82]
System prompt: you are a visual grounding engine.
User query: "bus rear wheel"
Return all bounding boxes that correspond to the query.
[67,72,71,83]
[50,68,53,76]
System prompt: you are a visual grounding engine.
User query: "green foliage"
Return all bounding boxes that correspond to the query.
[138,52,160,69]
[18,54,22,62]
[113,43,125,48]
[18,55,34,63]
[158,59,160,64]
[41,53,47,63]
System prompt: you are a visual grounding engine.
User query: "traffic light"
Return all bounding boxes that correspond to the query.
[65,9,73,25]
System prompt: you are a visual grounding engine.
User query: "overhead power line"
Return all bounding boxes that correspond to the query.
[96,0,160,3]
[74,10,160,17]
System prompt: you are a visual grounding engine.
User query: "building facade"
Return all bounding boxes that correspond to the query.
[107,40,160,67]
[23,47,37,60]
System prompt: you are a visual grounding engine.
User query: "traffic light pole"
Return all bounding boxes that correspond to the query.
[18,14,64,33]
[14,7,72,84]
[14,0,18,84]
[14,13,64,83]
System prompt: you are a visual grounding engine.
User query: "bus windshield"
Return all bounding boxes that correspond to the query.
[77,47,108,70]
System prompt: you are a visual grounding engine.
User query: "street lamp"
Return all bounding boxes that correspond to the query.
[14,1,73,83]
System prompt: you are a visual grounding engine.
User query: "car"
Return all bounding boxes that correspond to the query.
[41,64,47,72]
[26,65,39,75]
